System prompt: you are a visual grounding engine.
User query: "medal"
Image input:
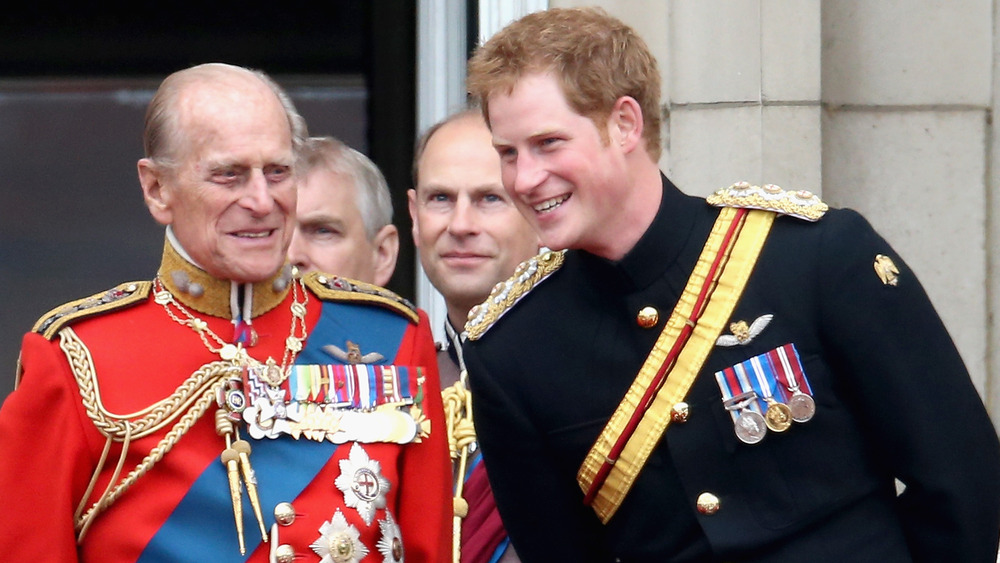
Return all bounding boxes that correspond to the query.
[734,409,767,444]
[746,356,792,433]
[763,398,792,432]
[787,390,816,423]
[766,344,816,423]
[723,391,767,444]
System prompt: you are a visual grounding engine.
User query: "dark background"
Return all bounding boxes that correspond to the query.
[0,2,477,399]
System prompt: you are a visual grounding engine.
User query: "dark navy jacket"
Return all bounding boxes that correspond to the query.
[464,176,1000,562]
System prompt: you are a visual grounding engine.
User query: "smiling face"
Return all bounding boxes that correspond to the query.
[139,72,296,283]
[410,114,539,323]
[487,71,637,260]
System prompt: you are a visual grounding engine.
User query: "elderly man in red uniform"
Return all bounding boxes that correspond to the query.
[0,63,450,563]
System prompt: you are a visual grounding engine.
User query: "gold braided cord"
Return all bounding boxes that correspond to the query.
[60,328,239,440]
[57,327,236,539]
[75,375,226,537]
[442,380,476,563]
[442,381,477,459]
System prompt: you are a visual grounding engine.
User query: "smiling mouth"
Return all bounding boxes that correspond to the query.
[233,230,274,239]
[533,195,569,214]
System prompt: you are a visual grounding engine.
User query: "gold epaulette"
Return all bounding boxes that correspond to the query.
[706,182,828,222]
[32,281,152,340]
[303,272,419,324]
[465,250,565,341]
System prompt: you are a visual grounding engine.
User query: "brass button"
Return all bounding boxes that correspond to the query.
[637,306,659,328]
[274,544,296,563]
[670,402,689,423]
[696,492,720,515]
[274,502,296,526]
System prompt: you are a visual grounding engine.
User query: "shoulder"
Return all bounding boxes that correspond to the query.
[31,281,152,340]
[465,250,566,342]
[706,181,828,222]
[302,272,420,324]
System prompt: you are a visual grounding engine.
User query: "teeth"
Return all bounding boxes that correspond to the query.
[236,231,271,238]
[534,195,568,213]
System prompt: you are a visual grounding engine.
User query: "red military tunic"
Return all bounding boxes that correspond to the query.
[0,240,451,562]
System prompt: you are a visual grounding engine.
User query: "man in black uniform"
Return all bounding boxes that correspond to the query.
[462,7,1000,562]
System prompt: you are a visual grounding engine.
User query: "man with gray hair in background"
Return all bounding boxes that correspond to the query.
[289,136,400,287]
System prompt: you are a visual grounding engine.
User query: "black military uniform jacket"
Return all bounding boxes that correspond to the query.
[463,176,1000,562]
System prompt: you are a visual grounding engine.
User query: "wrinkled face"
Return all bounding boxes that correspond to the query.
[410,115,539,316]
[288,166,380,282]
[142,79,296,283]
[488,71,628,257]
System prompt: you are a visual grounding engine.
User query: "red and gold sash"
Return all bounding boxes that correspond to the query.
[577,207,774,522]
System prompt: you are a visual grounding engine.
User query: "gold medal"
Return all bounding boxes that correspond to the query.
[763,398,792,432]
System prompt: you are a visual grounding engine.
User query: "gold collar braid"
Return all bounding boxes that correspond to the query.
[156,238,292,319]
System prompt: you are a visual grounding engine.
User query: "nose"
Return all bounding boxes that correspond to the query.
[447,197,477,237]
[287,229,311,272]
[510,151,545,198]
[240,170,276,216]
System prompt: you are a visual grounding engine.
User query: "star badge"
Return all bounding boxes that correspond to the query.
[335,443,391,525]
[376,510,405,562]
[310,509,369,563]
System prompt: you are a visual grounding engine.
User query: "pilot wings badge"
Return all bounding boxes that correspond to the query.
[716,314,773,347]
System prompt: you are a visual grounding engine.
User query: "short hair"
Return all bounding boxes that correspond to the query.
[411,107,483,187]
[143,63,308,170]
[301,136,393,241]
[466,7,662,161]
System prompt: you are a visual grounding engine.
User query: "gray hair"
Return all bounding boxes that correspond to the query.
[301,136,393,240]
[143,62,308,170]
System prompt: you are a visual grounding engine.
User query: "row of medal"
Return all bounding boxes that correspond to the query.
[714,343,816,444]
[218,362,427,443]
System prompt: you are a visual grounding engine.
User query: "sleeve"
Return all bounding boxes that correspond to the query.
[394,309,452,562]
[464,341,610,562]
[817,209,1000,562]
[0,331,97,562]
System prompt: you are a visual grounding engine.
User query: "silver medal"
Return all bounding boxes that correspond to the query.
[787,391,816,422]
[734,410,767,444]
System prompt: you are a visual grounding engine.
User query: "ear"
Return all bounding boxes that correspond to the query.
[371,224,400,287]
[137,158,174,226]
[407,189,421,247]
[609,96,644,154]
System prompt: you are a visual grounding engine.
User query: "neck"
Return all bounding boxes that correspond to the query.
[157,236,294,319]
[592,161,663,261]
[445,302,473,337]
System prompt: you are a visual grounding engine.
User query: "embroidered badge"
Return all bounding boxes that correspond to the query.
[336,443,391,526]
[310,509,369,563]
[715,314,773,346]
[714,343,815,444]
[376,511,405,562]
[324,340,385,365]
[874,254,900,286]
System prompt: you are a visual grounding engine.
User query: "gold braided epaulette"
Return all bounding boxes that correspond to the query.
[706,182,828,222]
[465,250,565,342]
[32,281,152,340]
[303,272,419,324]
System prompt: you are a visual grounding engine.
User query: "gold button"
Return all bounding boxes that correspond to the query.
[274,544,296,563]
[637,306,659,328]
[696,492,720,515]
[274,502,296,526]
[670,402,689,423]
